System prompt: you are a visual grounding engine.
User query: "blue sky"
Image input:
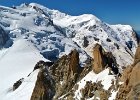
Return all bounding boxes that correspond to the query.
[0,0,140,31]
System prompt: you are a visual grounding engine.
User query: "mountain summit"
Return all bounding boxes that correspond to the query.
[0,3,139,100]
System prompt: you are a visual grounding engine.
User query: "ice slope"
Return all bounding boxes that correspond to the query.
[52,13,137,68]
[35,2,137,68]
[0,3,138,67]
[0,3,89,66]
[0,39,45,99]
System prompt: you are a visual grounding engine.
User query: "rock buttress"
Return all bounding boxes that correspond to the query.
[31,63,55,100]
[93,43,118,74]
[31,49,93,100]
[49,49,82,99]
[116,44,140,100]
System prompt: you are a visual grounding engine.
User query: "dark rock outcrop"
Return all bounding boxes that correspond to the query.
[83,36,89,47]
[13,78,24,91]
[0,26,9,48]
[33,60,54,71]
[106,38,111,42]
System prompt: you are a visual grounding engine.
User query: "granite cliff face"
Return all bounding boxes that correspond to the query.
[30,49,92,100]
[116,45,140,100]
[50,49,81,99]
[30,45,119,100]
[93,43,119,74]
[10,43,140,100]
[31,67,55,100]
[31,44,140,100]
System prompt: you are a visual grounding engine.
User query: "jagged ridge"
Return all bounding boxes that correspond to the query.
[0,3,139,100]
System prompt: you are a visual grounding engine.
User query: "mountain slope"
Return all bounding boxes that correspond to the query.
[0,39,46,99]
[0,3,139,100]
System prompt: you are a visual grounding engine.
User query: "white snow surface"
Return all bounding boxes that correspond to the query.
[0,39,46,99]
[74,69,115,99]
[2,69,39,100]
[0,3,138,100]
[109,90,118,100]
[0,3,137,66]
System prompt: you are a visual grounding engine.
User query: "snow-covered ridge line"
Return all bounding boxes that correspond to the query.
[0,3,139,99]
[0,2,138,68]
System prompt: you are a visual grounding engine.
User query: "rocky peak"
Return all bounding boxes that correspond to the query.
[49,49,82,99]
[31,61,55,100]
[93,44,106,74]
[68,49,80,74]
[93,43,119,74]
[30,49,82,100]
[30,49,93,100]
[0,3,139,100]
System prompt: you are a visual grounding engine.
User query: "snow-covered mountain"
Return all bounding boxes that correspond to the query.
[0,3,139,100]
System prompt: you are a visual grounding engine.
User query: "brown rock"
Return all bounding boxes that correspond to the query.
[30,49,93,100]
[31,67,55,100]
[93,44,118,74]
[49,49,83,99]
[93,44,106,73]
[79,80,111,99]
[117,45,140,100]
[69,49,80,74]
[133,45,140,66]
[129,63,140,86]
[98,89,108,100]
